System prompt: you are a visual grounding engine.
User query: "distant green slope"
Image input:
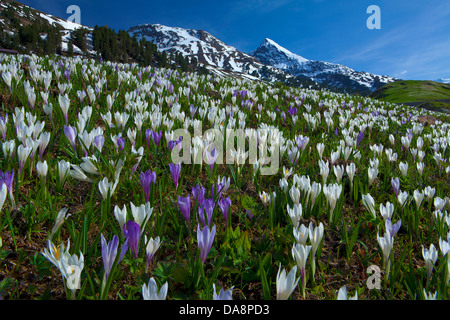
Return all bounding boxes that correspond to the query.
[370,80,450,103]
[370,80,450,113]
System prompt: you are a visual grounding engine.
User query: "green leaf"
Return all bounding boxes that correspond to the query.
[259,256,271,300]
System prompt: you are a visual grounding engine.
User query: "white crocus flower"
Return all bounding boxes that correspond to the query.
[142,277,168,300]
[316,142,325,160]
[98,177,118,200]
[293,224,309,245]
[319,159,329,185]
[434,197,447,211]
[289,185,301,205]
[424,186,435,202]
[287,203,302,228]
[114,205,127,232]
[423,289,437,300]
[259,191,271,206]
[276,263,299,300]
[308,222,324,279]
[57,160,71,186]
[323,183,342,224]
[337,285,358,300]
[69,164,93,183]
[346,163,356,184]
[399,162,409,177]
[333,165,344,183]
[362,193,376,219]
[413,189,424,209]
[377,231,394,279]
[144,235,161,269]
[368,166,378,187]
[416,162,424,176]
[36,160,48,182]
[422,244,438,284]
[291,243,311,298]
[58,94,70,124]
[308,181,321,208]
[18,144,32,174]
[130,201,153,234]
[279,178,288,193]
[398,190,409,207]
[0,183,7,213]
[50,208,70,240]
[283,166,293,179]
[380,202,394,221]
[80,156,99,175]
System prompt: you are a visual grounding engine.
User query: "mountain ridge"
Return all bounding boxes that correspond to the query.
[128,23,398,95]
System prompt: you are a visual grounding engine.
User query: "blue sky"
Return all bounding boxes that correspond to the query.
[19,0,450,81]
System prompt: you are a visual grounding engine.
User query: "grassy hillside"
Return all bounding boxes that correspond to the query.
[371,80,450,103]
[370,80,450,113]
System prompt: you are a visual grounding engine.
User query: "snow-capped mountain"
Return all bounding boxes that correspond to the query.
[128,24,396,94]
[127,23,305,83]
[251,38,397,94]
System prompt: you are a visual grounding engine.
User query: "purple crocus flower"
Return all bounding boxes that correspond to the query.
[63,125,77,154]
[167,136,182,152]
[167,140,176,151]
[169,162,181,188]
[123,220,141,258]
[334,127,338,137]
[192,184,205,206]
[101,233,119,280]
[197,224,216,264]
[0,169,14,203]
[296,135,308,152]
[152,130,163,151]
[190,105,197,118]
[93,134,105,153]
[0,169,14,194]
[211,183,223,202]
[218,197,231,226]
[386,219,401,239]
[145,129,152,148]
[140,170,157,203]
[246,209,254,220]
[205,147,219,173]
[117,136,125,152]
[198,198,214,228]
[288,106,297,116]
[64,69,71,82]
[213,284,233,300]
[178,195,191,223]
[357,130,365,146]
[391,177,400,198]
